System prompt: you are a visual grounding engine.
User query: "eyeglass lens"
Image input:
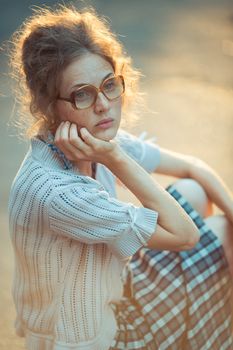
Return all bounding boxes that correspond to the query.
[73,76,124,109]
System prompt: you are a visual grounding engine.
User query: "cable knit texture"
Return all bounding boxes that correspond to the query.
[8,130,160,350]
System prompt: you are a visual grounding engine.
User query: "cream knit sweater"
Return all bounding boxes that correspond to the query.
[8,130,160,350]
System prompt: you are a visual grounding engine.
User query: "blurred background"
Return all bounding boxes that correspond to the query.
[0,0,233,348]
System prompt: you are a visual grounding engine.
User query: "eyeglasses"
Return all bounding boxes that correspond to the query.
[57,75,125,110]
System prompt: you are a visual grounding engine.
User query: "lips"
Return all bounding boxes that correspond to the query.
[96,118,114,126]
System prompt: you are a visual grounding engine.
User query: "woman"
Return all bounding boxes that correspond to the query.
[8,5,233,350]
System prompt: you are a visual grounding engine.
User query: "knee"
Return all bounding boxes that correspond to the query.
[204,214,233,243]
[205,215,233,280]
[172,178,213,218]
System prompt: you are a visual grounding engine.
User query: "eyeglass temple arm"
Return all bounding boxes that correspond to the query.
[57,96,73,102]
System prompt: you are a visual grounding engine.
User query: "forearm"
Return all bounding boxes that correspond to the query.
[189,157,233,222]
[147,223,198,251]
[105,148,200,247]
[54,124,199,249]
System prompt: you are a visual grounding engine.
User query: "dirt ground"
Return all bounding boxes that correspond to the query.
[0,1,233,349]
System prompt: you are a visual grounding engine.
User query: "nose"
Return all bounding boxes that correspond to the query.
[94,91,110,114]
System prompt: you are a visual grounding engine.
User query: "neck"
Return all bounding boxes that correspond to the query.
[76,160,94,178]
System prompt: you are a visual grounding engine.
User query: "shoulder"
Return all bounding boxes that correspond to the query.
[115,129,161,173]
[115,129,145,162]
[10,139,104,203]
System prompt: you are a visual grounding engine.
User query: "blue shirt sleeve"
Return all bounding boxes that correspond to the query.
[115,129,161,173]
[48,180,158,259]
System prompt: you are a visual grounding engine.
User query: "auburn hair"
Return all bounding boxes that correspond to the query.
[9,5,142,137]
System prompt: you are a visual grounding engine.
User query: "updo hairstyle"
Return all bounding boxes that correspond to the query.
[9,5,142,137]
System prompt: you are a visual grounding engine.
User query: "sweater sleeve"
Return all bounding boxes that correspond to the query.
[49,182,158,259]
[115,129,161,173]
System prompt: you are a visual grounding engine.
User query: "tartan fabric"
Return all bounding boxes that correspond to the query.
[109,185,233,350]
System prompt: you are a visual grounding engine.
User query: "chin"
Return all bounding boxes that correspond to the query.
[94,127,118,141]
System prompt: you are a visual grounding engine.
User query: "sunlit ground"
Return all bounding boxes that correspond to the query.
[0,1,233,349]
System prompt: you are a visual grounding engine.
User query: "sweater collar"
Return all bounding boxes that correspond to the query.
[31,135,73,171]
[31,134,97,178]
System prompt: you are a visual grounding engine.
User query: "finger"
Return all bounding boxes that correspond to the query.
[60,121,70,142]
[55,122,76,158]
[79,127,100,147]
[69,123,89,153]
[54,121,69,149]
[57,123,92,161]
[54,121,64,143]
[80,128,114,153]
[55,122,74,160]
[54,121,71,146]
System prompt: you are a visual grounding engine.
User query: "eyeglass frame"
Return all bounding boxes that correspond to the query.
[57,74,125,110]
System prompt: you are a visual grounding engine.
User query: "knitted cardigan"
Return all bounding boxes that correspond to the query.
[8,130,161,350]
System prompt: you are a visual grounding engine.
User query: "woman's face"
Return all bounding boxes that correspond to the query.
[55,53,122,141]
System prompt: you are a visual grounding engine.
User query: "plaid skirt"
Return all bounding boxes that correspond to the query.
[109,185,233,350]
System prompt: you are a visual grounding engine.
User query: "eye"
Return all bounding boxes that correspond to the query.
[103,78,116,91]
[74,88,92,101]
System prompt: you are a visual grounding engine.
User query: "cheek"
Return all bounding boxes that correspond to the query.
[111,97,122,114]
[55,101,72,122]
[55,101,87,127]
[114,99,122,120]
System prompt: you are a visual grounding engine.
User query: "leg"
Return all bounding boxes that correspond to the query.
[205,214,233,278]
[167,185,233,349]
[127,184,233,349]
[174,179,233,278]
[172,178,213,218]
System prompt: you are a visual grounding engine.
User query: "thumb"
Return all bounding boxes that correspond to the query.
[80,128,110,149]
[79,128,97,146]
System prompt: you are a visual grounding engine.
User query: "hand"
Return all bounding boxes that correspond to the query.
[54,121,120,165]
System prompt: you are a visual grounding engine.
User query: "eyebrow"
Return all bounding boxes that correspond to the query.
[71,72,114,90]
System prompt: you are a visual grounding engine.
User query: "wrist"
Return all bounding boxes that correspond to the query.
[103,144,127,168]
